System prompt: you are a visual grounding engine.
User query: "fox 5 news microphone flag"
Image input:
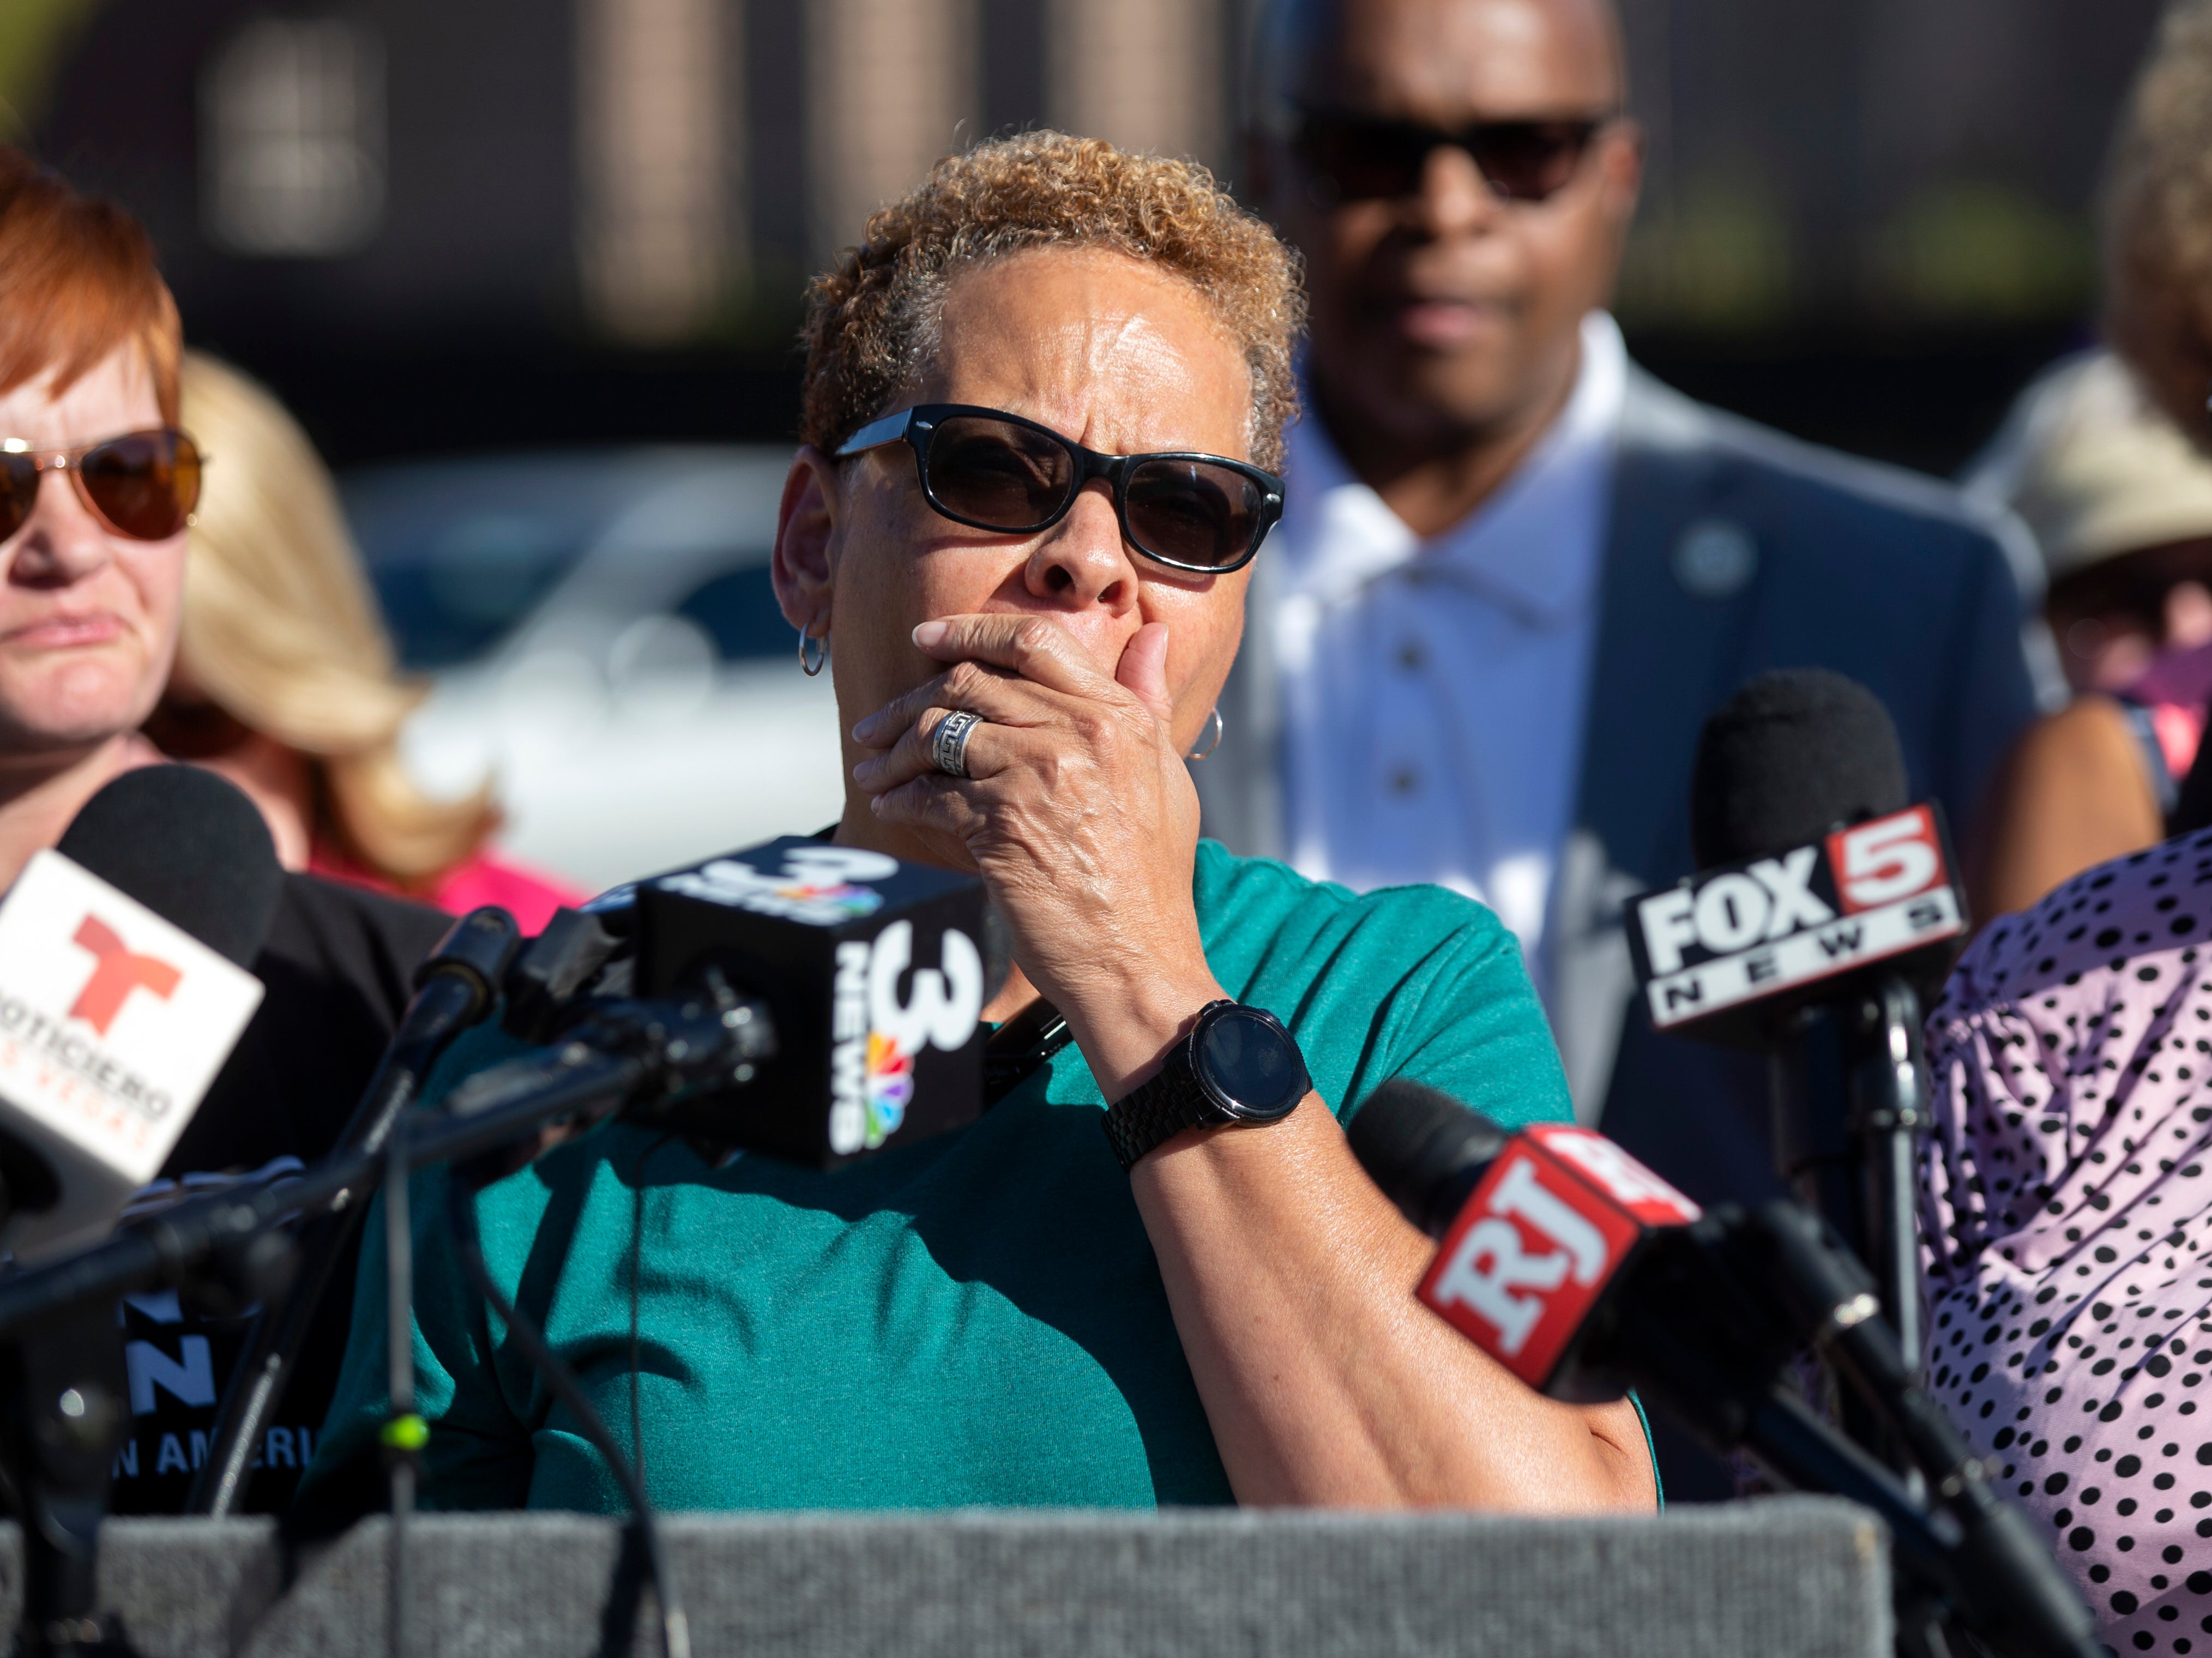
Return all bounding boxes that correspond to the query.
[1625,803,1967,1044]
[1414,1124,1701,1388]
[0,850,263,1261]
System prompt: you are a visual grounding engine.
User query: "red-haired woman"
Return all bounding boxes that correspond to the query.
[0,146,450,1515]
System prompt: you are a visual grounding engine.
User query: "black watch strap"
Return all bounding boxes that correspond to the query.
[1101,1000,1235,1172]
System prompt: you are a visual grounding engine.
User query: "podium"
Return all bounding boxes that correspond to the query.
[0,1498,1889,1657]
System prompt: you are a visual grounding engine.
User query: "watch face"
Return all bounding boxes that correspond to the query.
[1194,1005,1309,1122]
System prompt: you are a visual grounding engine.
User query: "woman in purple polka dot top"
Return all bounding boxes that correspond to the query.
[1924,832,2212,1653]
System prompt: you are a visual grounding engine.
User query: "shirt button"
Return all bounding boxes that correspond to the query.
[1396,638,1425,671]
[1388,764,1421,795]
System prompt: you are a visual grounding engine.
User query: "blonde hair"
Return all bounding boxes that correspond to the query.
[176,353,496,883]
[802,131,1304,472]
[2104,0,2212,381]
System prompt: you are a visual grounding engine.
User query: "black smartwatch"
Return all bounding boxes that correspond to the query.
[1101,1000,1311,1172]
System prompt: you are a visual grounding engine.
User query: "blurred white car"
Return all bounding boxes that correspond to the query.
[343,446,847,895]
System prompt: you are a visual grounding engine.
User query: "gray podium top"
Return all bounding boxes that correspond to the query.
[0,1498,1889,1658]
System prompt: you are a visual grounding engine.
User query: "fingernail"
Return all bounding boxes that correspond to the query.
[850,715,875,741]
[912,619,949,649]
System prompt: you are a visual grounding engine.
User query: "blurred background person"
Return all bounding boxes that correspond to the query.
[2102,0,2212,454]
[1964,350,2212,915]
[1218,0,2044,1500]
[147,352,584,930]
[1220,0,2039,1222]
[1966,0,2212,920]
[1920,830,2212,1650]
[0,144,451,1515]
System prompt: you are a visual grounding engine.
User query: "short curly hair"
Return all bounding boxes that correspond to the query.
[2105,1,2212,375]
[801,131,1304,473]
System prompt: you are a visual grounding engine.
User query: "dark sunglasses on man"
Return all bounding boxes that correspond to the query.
[1292,105,1618,206]
[0,428,204,545]
[836,403,1284,575]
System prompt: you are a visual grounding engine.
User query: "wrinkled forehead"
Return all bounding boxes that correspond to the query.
[0,345,165,444]
[915,248,1256,461]
[1281,0,1623,121]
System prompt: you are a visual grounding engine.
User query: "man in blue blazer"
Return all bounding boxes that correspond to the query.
[1208,0,2045,1225]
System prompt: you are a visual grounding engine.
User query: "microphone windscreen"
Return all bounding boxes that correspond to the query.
[56,765,284,968]
[1690,669,1909,869]
[1347,1078,1510,1238]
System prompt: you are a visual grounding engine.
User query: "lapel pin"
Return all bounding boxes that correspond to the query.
[1672,518,1759,600]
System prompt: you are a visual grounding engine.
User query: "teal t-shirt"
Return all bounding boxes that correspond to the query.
[303,841,1573,1513]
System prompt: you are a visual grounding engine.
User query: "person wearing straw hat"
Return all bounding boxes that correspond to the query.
[1964,351,2212,916]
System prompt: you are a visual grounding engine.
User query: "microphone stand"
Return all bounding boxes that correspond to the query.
[0,984,773,1344]
[0,979,766,1658]
[1587,1203,2100,1658]
[0,1305,131,1657]
[188,907,521,1517]
[1768,969,1932,1468]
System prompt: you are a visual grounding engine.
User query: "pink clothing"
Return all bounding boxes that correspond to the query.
[2125,641,2212,782]
[308,845,588,934]
[1921,835,2212,1652]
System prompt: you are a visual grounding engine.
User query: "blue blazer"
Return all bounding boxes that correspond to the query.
[1198,367,2045,1210]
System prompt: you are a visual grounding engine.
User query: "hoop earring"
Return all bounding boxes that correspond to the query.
[1185,707,1223,762]
[799,625,829,677]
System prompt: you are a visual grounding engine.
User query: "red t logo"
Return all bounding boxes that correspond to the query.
[69,915,182,1036]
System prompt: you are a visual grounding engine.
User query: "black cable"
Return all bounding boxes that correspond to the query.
[382,1117,419,1658]
[627,1134,679,1494]
[444,1175,690,1658]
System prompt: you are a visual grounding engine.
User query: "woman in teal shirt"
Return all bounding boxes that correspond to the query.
[305,132,1655,1516]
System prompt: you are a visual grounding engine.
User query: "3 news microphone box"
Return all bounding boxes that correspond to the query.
[634,836,989,1168]
[1623,803,1968,1047]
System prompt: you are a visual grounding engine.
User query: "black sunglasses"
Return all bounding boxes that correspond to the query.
[835,403,1284,575]
[1292,106,1615,205]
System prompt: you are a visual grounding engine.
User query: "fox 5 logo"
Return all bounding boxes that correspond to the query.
[1638,806,1948,974]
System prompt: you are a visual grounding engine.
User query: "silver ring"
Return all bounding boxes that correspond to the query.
[931,710,984,778]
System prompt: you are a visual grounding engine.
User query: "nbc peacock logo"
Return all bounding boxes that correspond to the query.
[864,1030,914,1143]
[829,920,983,1155]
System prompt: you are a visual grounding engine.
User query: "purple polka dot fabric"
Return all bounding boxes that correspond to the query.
[1922,835,2212,1653]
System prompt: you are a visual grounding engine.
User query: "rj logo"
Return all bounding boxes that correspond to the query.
[69,915,181,1035]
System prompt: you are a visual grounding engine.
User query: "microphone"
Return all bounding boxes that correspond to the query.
[1625,668,1958,1378]
[1629,669,1966,1041]
[1348,1080,2103,1658]
[0,767,280,1262]
[0,831,998,1346]
[624,835,991,1164]
[0,765,281,1658]
[1349,1078,1704,1395]
[189,904,522,1517]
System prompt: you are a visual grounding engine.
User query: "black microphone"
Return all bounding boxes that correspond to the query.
[621,834,991,1164]
[0,764,282,1658]
[1631,670,1966,1041]
[0,765,282,1259]
[197,833,995,1514]
[1348,1080,2102,1658]
[0,833,997,1348]
[189,903,522,1517]
[53,764,283,967]
[1625,668,1961,1374]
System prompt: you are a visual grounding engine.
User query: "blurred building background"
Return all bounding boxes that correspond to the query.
[0,0,2168,477]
